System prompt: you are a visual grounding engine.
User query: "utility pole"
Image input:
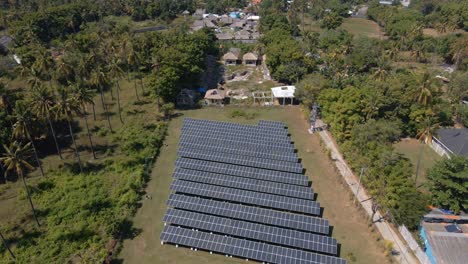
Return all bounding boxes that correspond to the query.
[354,167,365,204]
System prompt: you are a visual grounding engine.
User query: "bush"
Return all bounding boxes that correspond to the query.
[229,109,258,120]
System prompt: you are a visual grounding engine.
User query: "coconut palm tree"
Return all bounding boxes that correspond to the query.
[90,66,113,132]
[107,56,124,123]
[27,66,43,90]
[414,72,437,106]
[72,83,97,159]
[0,229,15,261]
[1,141,41,227]
[30,85,62,159]
[12,101,44,177]
[34,48,55,88]
[126,44,141,101]
[0,81,15,127]
[415,110,440,185]
[53,87,83,172]
[56,57,74,85]
[385,41,399,61]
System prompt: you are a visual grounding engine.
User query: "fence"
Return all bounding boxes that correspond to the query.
[399,225,431,264]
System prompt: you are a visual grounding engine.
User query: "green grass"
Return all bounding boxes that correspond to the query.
[339,18,384,39]
[118,106,390,264]
[301,16,384,39]
[394,139,442,187]
[0,77,163,262]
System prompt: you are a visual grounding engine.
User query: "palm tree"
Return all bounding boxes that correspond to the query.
[0,229,15,261]
[107,56,124,123]
[411,45,427,63]
[34,48,55,88]
[127,44,141,101]
[27,66,43,90]
[373,58,390,82]
[414,72,437,106]
[53,87,83,172]
[90,66,113,132]
[119,33,132,82]
[56,57,74,85]
[0,81,14,127]
[30,85,62,159]
[72,83,97,159]
[450,38,467,68]
[385,41,399,61]
[1,141,41,227]
[12,102,44,177]
[415,110,439,185]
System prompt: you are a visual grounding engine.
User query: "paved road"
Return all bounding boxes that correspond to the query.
[317,128,419,264]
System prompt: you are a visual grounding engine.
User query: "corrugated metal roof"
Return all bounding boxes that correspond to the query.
[271,86,296,98]
[436,128,468,156]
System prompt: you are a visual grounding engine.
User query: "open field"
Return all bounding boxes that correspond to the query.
[119,106,390,264]
[340,18,384,39]
[302,16,384,39]
[394,139,442,187]
[423,28,467,37]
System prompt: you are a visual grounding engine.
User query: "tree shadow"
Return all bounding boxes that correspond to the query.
[117,219,142,240]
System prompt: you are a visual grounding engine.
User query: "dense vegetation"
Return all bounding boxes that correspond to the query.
[0,1,217,262]
[260,0,468,230]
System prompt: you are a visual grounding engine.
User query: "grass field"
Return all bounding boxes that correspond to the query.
[394,139,443,187]
[118,106,390,264]
[340,18,384,39]
[302,16,384,39]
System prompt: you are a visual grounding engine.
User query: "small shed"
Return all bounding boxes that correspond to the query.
[271,86,296,106]
[204,89,226,105]
[243,52,259,66]
[222,48,241,65]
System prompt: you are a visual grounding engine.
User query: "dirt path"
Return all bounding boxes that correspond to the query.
[318,128,419,264]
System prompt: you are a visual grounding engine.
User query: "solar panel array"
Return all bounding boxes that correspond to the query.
[161,118,346,264]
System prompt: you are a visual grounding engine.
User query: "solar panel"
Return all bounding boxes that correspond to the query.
[172,168,313,199]
[177,148,303,173]
[258,120,286,129]
[170,180,321,215]
[175,158,309,186]
[163,208,338,254]
[182,122,291,141]
[178,141,299,162]
[184,118,288,137]
[160,118,345,263]
[180,135,295,154]
[180,129,294,150]
[160,226,347,264]
[167,194,329,234]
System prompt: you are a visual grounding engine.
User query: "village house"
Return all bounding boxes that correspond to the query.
[243,52,259,66]
[222,48,241,65]
[204,89,226,105]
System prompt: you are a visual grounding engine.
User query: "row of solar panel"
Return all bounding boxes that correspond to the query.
[182,123,291,144]
[184,118,288,137]
[178,148,303,174]
[172,168,313,200]
[180,128,294,150]
[180,134,295,154]
[170,180,321,215]
[258,120,286,129]
[175,158,309,186]
[164,208,337,254]
[178,141,299,163]
[160,226,347,264]
[167,194,329,234]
